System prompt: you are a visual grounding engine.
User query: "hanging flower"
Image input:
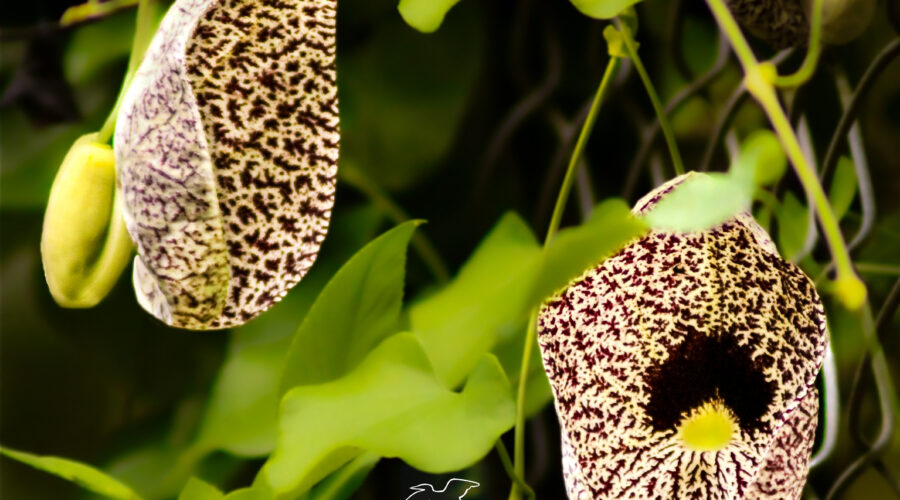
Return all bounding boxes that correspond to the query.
[115,0,339,330]
[726,0,875,48]
[539,175,827,499]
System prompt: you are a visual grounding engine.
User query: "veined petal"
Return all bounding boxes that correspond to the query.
[538,174,827,499]
[116,0,339,329]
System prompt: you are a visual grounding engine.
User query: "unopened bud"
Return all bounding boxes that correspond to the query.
[41,133,133,308]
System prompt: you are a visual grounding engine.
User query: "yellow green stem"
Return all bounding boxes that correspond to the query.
[616,18,685,176]
[704,0,865,310]
[509,54,621,500]
[774,0,823,87]
[98,0,155,144]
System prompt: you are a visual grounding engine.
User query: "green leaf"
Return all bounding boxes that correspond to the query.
[0,446,141,500]
[741,129,787,186]
[341,7,483,190]
[777,191,810,261]
[398,0,462,33]
[642,171,754,232]
[413,203,644,390]
[412,213,542,387]
[529,199,647,306]
[279,221,420,394]
[193,206,384,457]
[178,478,224,500]
[265,333,515,496]
[570,0,643,19]
[829,156,858,222]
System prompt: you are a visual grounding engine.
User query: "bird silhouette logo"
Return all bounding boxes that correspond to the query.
[405,478,480,500]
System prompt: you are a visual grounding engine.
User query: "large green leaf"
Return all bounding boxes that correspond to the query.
[279,221,419,393]
[192,207,385,457]
[265,333,515,496]
[570,0,643,19]
[340,7,483,190]
[412,213,542,387]
[0,446,141,500]
[413,203,645,390]
[397,0,462,33]
[829,156,858,222]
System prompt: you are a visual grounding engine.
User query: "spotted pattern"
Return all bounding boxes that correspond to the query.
[116,0,338,329]
[538,174,827,499]
[727,0,808,49]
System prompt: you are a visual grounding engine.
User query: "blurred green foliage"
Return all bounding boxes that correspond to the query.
[2,0,900,498]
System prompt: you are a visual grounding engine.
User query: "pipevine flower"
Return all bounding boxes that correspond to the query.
[538,174,827,499]
[115,0,338,329]
[727,0,875,48]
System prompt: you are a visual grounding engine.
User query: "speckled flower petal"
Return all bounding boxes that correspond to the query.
[746,388,818,499]
[538,174,827,499]
[726,0,808,49]
[116,0,338,329]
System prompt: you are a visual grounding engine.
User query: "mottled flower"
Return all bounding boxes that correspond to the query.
[115,0,339,329]
[727,0,874,48]
[539,174,827,499]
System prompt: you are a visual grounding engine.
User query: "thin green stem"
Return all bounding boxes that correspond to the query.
[509,54,621,500]
[545,57,621,241]
[496,441,535,500]
[704,0,865,310]
[509,312,538,500]
[97,0,155,144]
[339,164,451,284]
[773,0,823,87]
[615,18,685,176]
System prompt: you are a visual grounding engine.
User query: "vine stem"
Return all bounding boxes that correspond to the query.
[97,0,155,144]
[703,0,866,310]
[773,0,822,87]
[615,18,685,176]
[508,54,621,500]
[339,163,451,284]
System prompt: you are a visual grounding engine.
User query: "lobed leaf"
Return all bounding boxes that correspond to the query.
[412,213,542,387]
[193,207,385,457]
[265,332,515,496]
[279,221,419,394]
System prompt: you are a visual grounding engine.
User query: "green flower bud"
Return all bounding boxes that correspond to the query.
[41,133,133,308]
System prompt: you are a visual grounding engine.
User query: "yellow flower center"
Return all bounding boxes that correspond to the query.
[676,400,737,452]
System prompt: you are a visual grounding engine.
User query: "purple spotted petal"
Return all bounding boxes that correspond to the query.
[538,174,827,499]
[116,0,338,329]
